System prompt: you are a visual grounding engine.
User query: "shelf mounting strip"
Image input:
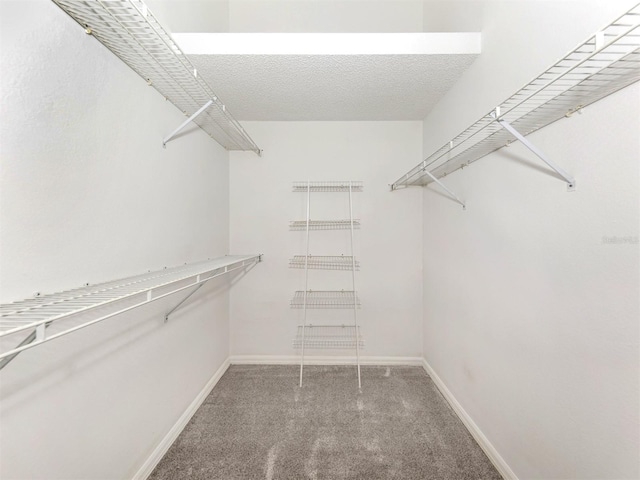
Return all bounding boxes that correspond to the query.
[0,255,261,369]
[52,0,261,154]
[391,4,640,192]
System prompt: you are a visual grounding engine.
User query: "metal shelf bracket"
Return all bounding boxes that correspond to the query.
[492,107,576,191]
[164,282,204,322]
[424,167,466,209]
[163,100,214,147]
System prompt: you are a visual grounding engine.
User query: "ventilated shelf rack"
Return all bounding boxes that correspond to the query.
[391,4,640,190]
[290,220,361,230]
[293,181,364,193]
[289,255,360,270]
[290,291,360,309]
[0,254,261,369]
[293,325,364,349]
[292,181,363,387]
[52,0,260,154]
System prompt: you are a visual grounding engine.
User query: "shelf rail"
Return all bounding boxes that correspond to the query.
[52,0,261,154]
[290,220,361,230]
[0,255,261,369]
[291,290,361,309]
[289,255,360,270]
[293,325,364,349]
[391,4,640,191]
[292,181,364,193]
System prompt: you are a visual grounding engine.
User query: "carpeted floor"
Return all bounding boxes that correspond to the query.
[149,365,502,479]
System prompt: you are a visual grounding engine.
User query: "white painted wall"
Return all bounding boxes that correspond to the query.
[0,1,232,478]
[420,1,640,478]
[3,0,637,478]
[228,0,424,33]
[229,122,423,360]
[151,0,425,34]
[147,0,230,33]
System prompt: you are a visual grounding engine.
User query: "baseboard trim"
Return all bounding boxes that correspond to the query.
[421,359,517,480]
[132,358,231,480]
[132,356,515,480]
[229,355,424,366]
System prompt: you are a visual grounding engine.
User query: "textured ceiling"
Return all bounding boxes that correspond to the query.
[186,54,479,120]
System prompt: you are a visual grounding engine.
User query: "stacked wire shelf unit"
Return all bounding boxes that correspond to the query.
[290,181,363,388]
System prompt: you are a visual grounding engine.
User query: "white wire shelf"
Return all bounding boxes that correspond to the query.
[292,181,364,192]
[290,290,360,309]
[391,4,640,189]
[290,220,361,230]
[289,255,360,270]
[52,0,260,154]
[293,325,364,349]
[0,254,261,366]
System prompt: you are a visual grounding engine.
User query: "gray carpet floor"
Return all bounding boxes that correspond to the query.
[149,365,502,479]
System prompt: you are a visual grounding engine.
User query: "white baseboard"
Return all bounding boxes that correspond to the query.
[229,355,424,366]
[133,356,515,480]
[421,358,517,480]
[132,358,231,480]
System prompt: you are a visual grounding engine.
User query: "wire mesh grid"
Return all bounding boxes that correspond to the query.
[289,255,360,270]
[290,290,360,309]
[289,220,361,230]
[52,0,260,153]
[0,255,259,343]
[293,325,364,349]
[392,4,640,188]
[292,181,364,192]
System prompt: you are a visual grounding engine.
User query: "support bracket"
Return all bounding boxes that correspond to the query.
[424,169,466,210]
[163,255,263,321]
[0,330,38,370]
[492,107,576,191]
[163,99,214,147]
[164,281,205,322]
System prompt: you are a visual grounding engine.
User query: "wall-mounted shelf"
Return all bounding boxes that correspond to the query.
[52,0,260,154]
[292,181,364,193]
[289,255,360,270]
[391,4,640,191]
[290,290,360,309]
[293,325,364,349]
[0,255,261,369]
[290,220,361,230]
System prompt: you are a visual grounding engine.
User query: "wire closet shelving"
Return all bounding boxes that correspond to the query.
[291,181,363,389]
[391,4,640,192]
[291,291,361,309]
[293,325,364,349]
[51,0,260,154]
[0,255,261,369]
[289,220,361,230]
[289,255,360,271]
[292,181,364,193]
